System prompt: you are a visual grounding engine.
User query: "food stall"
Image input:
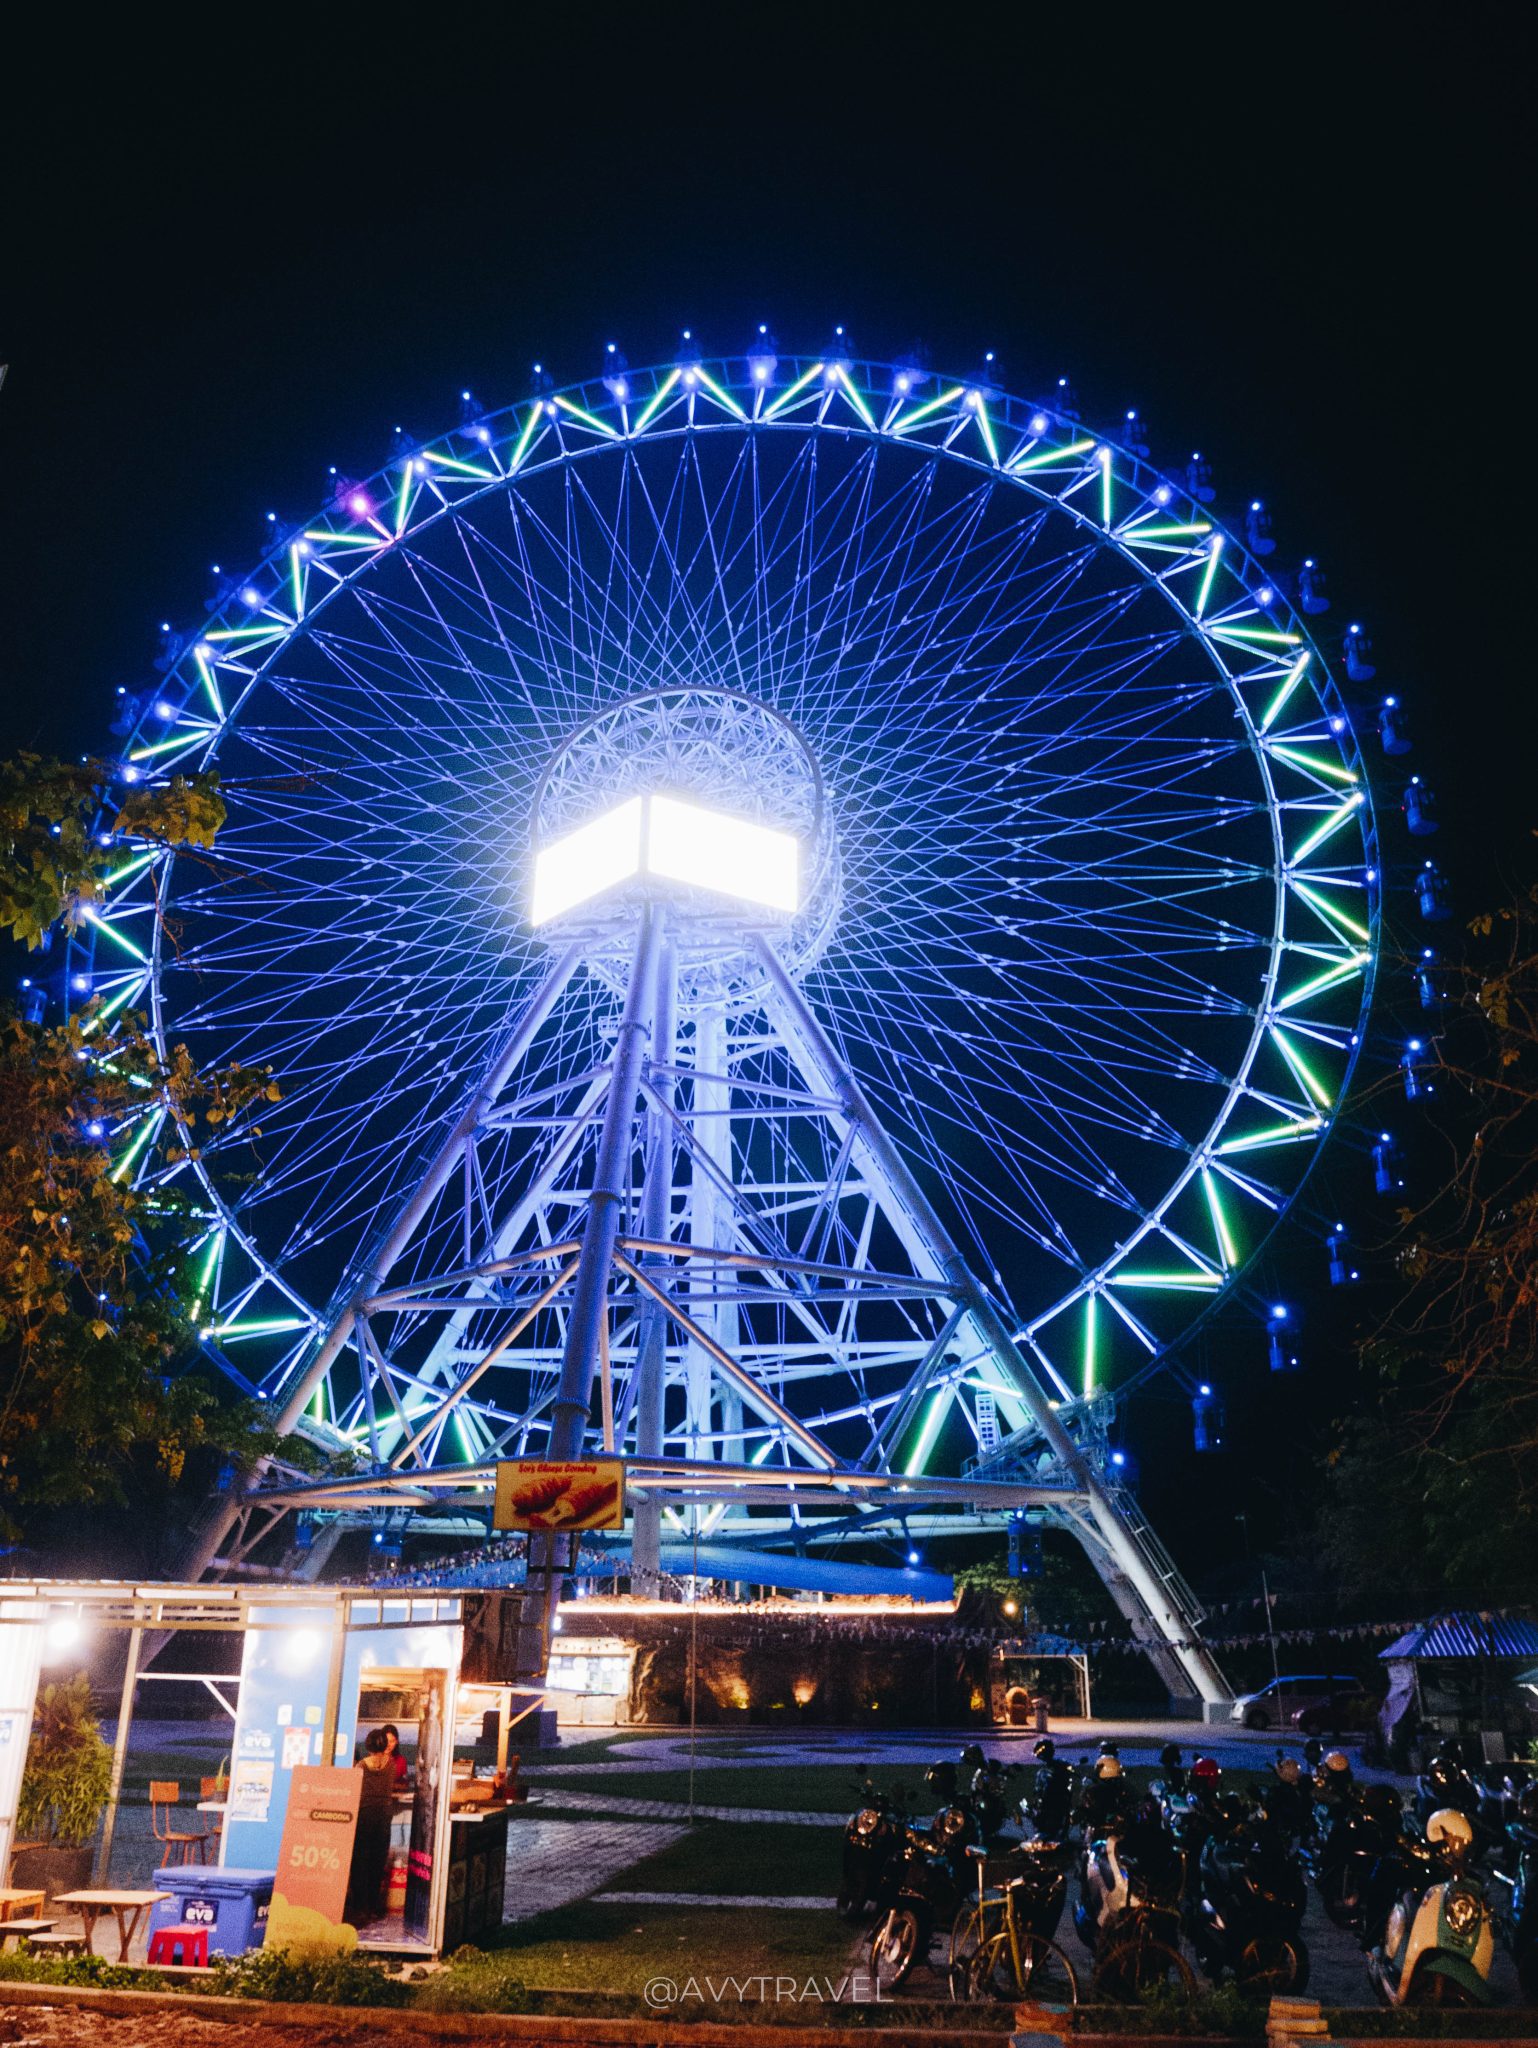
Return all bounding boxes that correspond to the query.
[0,1582,533,1961]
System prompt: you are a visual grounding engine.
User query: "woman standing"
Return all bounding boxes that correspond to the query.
[379,1722,411,1787]
[345,1729,396,1926]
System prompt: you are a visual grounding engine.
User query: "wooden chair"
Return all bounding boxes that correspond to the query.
[199,1777,225,1859]
[150,1781,211,1866]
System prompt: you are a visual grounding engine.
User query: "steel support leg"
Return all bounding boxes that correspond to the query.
[631,939,675,1594]
[756,937,1228,1705]
[175,945,581,1582]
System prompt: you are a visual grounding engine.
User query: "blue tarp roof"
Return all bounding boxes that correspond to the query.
[1379,1612,1538,1661]
[589,1539,954,1602]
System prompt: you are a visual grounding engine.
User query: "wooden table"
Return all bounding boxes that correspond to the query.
[0,1918,57,1950]
[0,1889,45,1923]
[52,1888,170,1961]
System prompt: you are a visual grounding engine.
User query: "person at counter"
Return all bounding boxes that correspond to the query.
[379,1722,411,1787]
[345,1729,397,1926]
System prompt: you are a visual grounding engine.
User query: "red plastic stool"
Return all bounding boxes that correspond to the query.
[148,1923,209,1966]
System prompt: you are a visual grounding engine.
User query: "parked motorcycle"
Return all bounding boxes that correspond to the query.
[1307,1781,1410,1942]
[869,1767,982,1987]
[1151,1742,1187,1799]
[960,1744,1021,1843]
[1416,1742,1482,1838]
[1022,1738,1076,1842]
[1187,1799,1310,1992]
[1164,1756,1224,1900]
[1076,1749,1132,1836]
[1475,1758,1535,1840]
[1367,1808,1495,2008]
[838,1766,908,1920]
[1486,1779,1538,2002]
[1260,1752,1315,1847]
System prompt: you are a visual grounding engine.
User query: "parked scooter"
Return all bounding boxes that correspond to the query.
[1367,1808,1496,2008]
[1187,1797,1310,1992]
[838,1766,908,1920]
[1486,1779,1538,2002]
[868,1765,982,1986]
[1075,1795,1192,1997]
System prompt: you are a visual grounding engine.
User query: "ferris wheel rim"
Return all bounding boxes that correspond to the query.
[70,348,1381,1416]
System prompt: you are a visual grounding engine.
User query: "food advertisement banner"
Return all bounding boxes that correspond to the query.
[493,1458,625,1531]
[265,1764,360,1955]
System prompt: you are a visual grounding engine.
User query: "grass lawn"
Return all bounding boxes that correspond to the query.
[531,1756,1275,1815]
[474,1899,859,1995]
[603,1819,839,1898]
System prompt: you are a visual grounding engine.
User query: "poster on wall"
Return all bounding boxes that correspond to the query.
[403,1669,447,1944]
[227,1759,274,1824]
[264,1764,361,1955]
[493,1458,625,1530]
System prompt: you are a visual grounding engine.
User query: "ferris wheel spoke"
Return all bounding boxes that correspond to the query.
[85,355,1375,1497]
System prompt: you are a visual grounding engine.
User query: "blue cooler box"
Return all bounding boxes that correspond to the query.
[147,1867,275,1955]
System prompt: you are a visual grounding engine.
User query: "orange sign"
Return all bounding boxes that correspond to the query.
[265,1764,361,1955]
[494,1457,625,1531]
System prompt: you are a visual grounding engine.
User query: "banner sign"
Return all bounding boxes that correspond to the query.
[493,1457,625,1531]
[265,1764,361,1955]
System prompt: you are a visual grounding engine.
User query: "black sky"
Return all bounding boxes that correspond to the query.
[1,6,1527,1572]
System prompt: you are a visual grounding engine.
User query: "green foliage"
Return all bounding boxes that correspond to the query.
[0,749,290,1540]
[0,1948,153,1990]
[206,1944,410,2006]
[1312,866,1538,1610]
[409,1947,531,2013]
[0,752,224,950]
[1112,1981,1264,2036]
[0,1005,276,1538]
[17,1675,114,1848]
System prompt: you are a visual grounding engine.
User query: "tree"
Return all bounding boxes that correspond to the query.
[0,756,273,1541]
[1316,858,1538,1608]
[0,751,225,950]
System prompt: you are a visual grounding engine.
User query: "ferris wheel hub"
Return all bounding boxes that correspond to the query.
[528,685,841,1007]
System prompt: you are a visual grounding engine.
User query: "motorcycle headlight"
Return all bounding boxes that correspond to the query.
[937,1806,966,1840]
[855,1808,881,1837]
[1444,1886,1480,1936]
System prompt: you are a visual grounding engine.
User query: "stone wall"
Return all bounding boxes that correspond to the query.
[558,1607,996,1726]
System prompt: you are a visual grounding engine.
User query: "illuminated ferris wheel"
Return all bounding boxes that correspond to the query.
[75,342,1377,1697]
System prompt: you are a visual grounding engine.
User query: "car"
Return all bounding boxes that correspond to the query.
[1290,1686,1382,1738]
[1228,1673,1363,1730]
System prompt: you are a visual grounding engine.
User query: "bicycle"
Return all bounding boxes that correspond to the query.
[949,1846,1080,2006]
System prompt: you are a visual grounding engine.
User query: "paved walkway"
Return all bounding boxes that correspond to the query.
[529,1720,1397,1779]
[503,1816,689,1922]
[529,1785,838,1825]
[595,1890,837,1909]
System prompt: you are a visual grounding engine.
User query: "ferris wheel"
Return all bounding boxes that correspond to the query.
[75,342,1377,1697]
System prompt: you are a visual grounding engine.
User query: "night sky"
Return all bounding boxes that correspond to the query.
[2,13,1525,1581]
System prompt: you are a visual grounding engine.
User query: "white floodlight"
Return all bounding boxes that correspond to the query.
[647,794,799,913]
[530,793,800,926]
[530,797,643,927]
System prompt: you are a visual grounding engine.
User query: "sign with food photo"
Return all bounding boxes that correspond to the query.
[493,1458,625,1531]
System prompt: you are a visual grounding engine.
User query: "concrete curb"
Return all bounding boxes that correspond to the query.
[0,1979,1016,2046]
